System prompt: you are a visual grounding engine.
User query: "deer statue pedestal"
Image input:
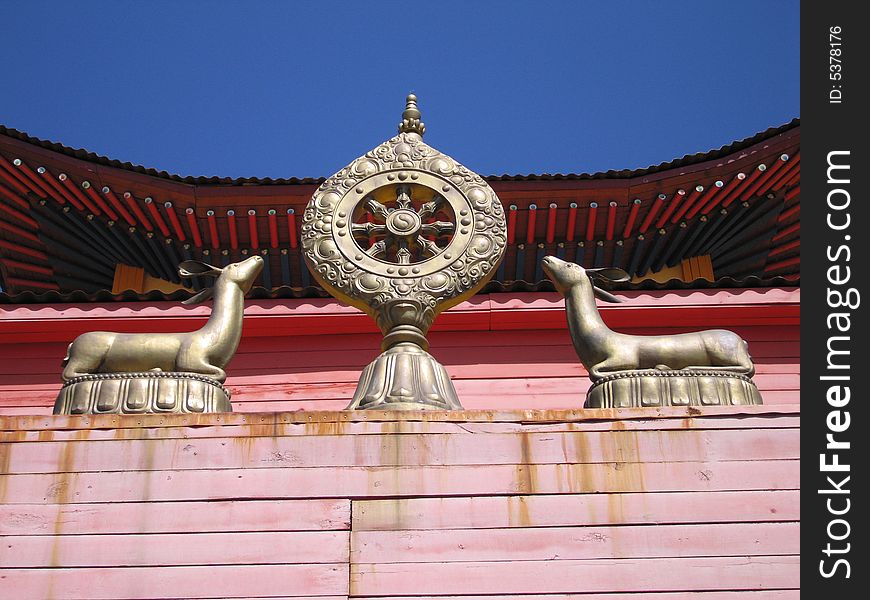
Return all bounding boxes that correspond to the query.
[542,255,764,410]
[585,369,763,409]
[54,372,233,415]
[53,255,263,415]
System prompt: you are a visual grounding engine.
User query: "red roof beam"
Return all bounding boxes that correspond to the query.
[655,189,685,227]
[685,181,723,219]
[507,205,518,244]
[721,165,765,208]
[38,167,81,208]
[622,198,642,238]
[0,181,30,211]
[769,238,800,258]
[10,159,54,199]
[783,170,800,189]
[670,185,704,223]
[268,209,279,248]
[544,203,558,243]
[0,156,33,196]
[247,209,260,249]
[701,174,747,215]
[185,208,203,248]
[5,276,58,291]
[638,194,666,234]
[81,181,117,220]
[100,188,134,226]
[584,202,598,241]
[286,208,298,249]
[144,197,171,237]
[785,185,800,202]
[162,202,186,241]
[226,210,239,249]
[772,221,800,242]
[3,258,53,277]
[206,210,220,249]
[778,203,800,223]
[764,255,800,274]
[565,203,578,242]
[605,201,618,240]
[525,204,537,245]
[122,192,153,231]
[0,239,48,260]
[771,156,801,193]
[741,154,790,201]
[60,174,99,214]
[0,199,38,228]
[0,219,42,245]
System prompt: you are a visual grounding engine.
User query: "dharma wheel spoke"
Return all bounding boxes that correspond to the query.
[395,186,412,209]
[416,235,442,257]
[352,222,387,236]
[420,221,455,237]
[396,247,412,264]
[366,240,387,258]
[416,195,445,220]
[365,197,391,220]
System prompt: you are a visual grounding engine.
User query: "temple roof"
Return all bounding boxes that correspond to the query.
[0,120,800,303]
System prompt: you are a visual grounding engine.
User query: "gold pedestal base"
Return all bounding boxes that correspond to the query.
[54,372,232,415]
[346,342,463,411]
[585,370,762,409]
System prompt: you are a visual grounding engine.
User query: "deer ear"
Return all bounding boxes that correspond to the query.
[593,285,623,303]
[182,287,214,305]
[178,260,222,279]
[586,267,630,284]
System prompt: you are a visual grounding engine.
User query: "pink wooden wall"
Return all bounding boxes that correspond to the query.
[0,289,799,414]
[0,407,799,599]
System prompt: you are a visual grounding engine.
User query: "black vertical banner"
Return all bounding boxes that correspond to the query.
[802,1,867,596]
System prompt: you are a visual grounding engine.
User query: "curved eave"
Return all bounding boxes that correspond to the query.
[0,122,800,301]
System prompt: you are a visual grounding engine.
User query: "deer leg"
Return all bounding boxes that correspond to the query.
[185,359,227,382]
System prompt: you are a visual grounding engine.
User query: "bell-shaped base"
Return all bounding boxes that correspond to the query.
[585,369,762,409]
[54,372,233,415]
[346,342,463,411]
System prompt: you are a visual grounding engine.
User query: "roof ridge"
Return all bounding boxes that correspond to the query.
[1,118,799,186]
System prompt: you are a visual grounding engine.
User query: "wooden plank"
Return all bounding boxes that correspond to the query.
[350,522,798,563]
[0,564,347,599]
[0,428,799,474]
[0,498,350,536]
[0,414,802,443]
[0,405,800,431]
[352,490,800,531]
[1,530,348,567]
[355,594,799,600]
[349,556,799,595]
[0,460,800,504]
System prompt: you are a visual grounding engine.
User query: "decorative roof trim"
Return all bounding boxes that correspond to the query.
[1,119,799,186]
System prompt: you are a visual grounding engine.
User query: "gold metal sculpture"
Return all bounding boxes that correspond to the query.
[302,95,506,410]
[542,255,762,408]
[54,255,263,414]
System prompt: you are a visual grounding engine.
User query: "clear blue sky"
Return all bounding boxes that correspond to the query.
[2,1,799,179]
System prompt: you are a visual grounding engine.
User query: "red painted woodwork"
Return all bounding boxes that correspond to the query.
[0,289,799,414]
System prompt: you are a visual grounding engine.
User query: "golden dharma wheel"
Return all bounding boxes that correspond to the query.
[301,95,507,410]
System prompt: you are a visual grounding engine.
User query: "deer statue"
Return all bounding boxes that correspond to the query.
[541,255,755,381]
[61,255,264,383]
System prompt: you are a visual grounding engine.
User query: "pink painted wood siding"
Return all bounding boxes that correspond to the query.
[0,325,798,415]
[0,289,799,415]
[0,407,799,598]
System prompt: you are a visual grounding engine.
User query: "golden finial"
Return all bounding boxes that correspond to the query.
[398,93,425,136]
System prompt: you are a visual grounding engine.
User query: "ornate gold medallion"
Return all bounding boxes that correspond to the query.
[302,95,506,410]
